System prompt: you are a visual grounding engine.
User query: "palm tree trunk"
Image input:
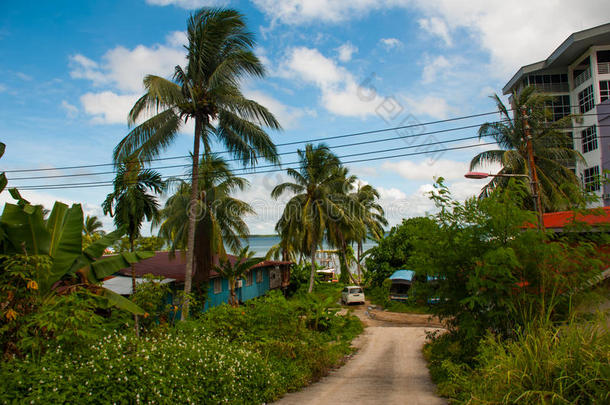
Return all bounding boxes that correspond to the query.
[130,237,139,338]
[182,116,202,320]
[357,241,362,282]
[308,243,316,293]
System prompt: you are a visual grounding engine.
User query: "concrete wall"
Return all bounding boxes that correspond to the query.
[599,99,610,203]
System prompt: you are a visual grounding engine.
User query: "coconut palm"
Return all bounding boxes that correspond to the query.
[352,184,387,280]
[102,161,164,335]
[215,246,262,307]
[113,8,280,318]
[272,144,346,293]
[470,87,584,211]
[83,215,104,236]
[155,154,253,285]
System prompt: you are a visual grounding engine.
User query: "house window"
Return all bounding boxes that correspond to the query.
[246,271,253,286]
[578,85,595,113]
[601,81,610,102]
[256,269,263,283]
[583,166,600,192]
[545,95,571,121]
[581,126,598,153]
[214,278,222,294]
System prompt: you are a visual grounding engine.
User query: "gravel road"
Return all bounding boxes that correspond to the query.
[274,324,446,405]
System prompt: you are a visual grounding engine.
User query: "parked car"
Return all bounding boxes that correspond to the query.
[341,286,365,305]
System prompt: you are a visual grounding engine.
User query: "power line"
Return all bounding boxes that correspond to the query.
[15,140,498,190]
[3,110,508,174]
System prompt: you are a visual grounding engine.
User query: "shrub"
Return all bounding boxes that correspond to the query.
[428,318,610,404]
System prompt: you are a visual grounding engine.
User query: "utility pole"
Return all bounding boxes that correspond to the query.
[521,106,545,230]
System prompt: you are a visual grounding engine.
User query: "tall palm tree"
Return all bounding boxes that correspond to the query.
[470,87,584,211]
[272,144,345,293]
[102,161,164,335]
[215,247,262,307]
[154,154,253,286]
[83,215,104,236]
[352,184,387,280]
[113,8,280,318]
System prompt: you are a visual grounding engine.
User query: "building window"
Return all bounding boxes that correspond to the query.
[578,85,595,113]
[584,166,601,192]
[214,278,222,294]
[545,95,571,121]
[601,81,610,102]
[246,271,253,286]
[581,126,598,153]
[256,269,263,283]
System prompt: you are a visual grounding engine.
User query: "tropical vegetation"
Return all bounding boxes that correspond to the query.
[113,8,281,318]
[470,87,584,211]
[215,247,262,307]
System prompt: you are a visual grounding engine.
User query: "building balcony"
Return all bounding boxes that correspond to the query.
[599,62,610,75]
[529,82,569,93]
[574,67,592,88]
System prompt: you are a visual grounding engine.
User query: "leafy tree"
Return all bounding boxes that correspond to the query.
[113,235,166,253]
[215,247,262,307]
[364,216,438,287]
[272,144,346,293]
[155,154,253,286]
[83,215,104,237]
[103,162,164,335]
[352,184,387,280]
[113,8,281,318]
[470,87,584,211]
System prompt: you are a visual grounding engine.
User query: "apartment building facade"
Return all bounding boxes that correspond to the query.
[503,23,610,206]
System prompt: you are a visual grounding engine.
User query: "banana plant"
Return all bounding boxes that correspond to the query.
[0,196,153,314]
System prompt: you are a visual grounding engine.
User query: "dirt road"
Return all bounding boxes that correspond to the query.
[275,305,446,405]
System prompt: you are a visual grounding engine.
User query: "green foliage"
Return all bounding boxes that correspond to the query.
[0,290,363,403]
[112,235,166,253]
[130,274,175,329]
[215,247,262,307]
[364,217,438,287]
[427,319,610,404]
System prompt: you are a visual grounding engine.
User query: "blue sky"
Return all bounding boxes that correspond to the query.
[2,0,609,233]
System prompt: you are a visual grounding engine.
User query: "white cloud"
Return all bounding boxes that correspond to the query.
[165,31,187,48]
[379,37,402,50]
[243,89,312,129]
[80,91,140,125]
[251,0,610,77]
[382,158,471,181]
[70,44,185,93]
[421,55,452,83]
[279,47,382,117]
[145,0,221,8]
[16,72,33,81]
[0,84,6,93]
[336,42,358,62]
[61,100,78,118]
[402,95,455,120]
[418,17,452,46]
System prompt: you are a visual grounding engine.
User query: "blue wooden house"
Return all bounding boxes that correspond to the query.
[110,251,291,311]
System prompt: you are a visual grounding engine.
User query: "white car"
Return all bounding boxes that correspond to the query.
[341,286,365,305]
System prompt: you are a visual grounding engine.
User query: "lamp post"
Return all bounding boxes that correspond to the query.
[464,171,544,230]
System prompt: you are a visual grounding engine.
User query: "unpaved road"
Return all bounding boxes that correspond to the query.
[275,304,446,405]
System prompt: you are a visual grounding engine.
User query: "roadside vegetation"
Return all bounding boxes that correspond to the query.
[366,178,609,404]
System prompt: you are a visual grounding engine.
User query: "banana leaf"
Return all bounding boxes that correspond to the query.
[100,288,145,315]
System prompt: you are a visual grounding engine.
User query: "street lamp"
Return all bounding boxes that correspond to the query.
[464,171,544,230]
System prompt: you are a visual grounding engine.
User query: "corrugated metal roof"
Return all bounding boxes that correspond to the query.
[102,275,175,295]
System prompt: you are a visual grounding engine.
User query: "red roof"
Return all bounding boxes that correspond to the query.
[541,207,610,229]
[117,251,291,282]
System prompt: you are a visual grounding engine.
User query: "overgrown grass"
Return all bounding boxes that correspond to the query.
[424,317,610,404]
[366,285,432,314]
[0,290,363,403]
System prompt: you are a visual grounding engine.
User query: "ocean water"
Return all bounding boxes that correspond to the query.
[238,235,378,260]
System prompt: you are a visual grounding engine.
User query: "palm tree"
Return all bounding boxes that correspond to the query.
[102,161,164,335]
[113,8,281,318]
[215,247,262,307]
[470,87,584,211]
[154,154,253,286]
[352,184,387,280]
[83,215,104,236]
[272,144,346,293]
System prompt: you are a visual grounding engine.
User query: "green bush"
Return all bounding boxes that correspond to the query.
[427,319,610,404]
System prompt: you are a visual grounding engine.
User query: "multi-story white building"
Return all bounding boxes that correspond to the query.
[503,23,610,206]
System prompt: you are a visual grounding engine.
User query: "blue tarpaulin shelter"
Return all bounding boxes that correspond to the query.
[388,270,414,301]
[389,270,415,282]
